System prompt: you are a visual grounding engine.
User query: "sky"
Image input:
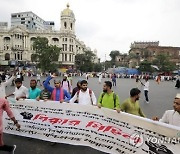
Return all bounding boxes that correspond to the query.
[1,0,180,61]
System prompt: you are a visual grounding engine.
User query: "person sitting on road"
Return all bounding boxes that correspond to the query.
[43,73,71,103]
[152,93,180,127]
[97,81,120,113]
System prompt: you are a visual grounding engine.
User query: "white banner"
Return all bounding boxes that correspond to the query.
[3,99,180,154]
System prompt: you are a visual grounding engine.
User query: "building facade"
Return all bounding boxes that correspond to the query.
[0,4,98,70]
[11,11,55,30]
[129,41,180,68]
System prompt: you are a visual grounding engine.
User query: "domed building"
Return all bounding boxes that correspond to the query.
[0,4,98,70]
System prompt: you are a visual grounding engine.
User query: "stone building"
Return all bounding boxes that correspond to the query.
[0,4,98,70]
[115,54,129,67]
[129,41,180,68]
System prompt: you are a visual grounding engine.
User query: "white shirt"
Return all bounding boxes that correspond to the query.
[160,110,180,127]
[0,76,15,98]
[143,81,149,91]
[37,74,41,80]
[13,85,29,99]
[70,88,97,105]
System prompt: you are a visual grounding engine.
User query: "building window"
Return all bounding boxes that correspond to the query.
[70,23,72,30]
[69,54,71,62]
[5,53,10,60]
[65,38,67,41]
[21,18,25,20]
[21,21,25,24]
[11,15,17,18]
[65,54,67,61]
[64,22,67,29]
[65,44,67,51]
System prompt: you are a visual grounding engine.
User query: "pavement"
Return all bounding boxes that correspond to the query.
[2,76,179,154]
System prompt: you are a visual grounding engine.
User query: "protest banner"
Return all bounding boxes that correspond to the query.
[3,99,180,154]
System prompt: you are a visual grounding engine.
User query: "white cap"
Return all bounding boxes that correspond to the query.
[175,93,180,99]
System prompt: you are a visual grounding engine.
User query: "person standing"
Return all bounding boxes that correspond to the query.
[0,74,15,99]
[70,80,97,105]
[61,76,72,94]
[5,78,29,101]
[43,74,71,103]
[28,79,41,99]
[0,98,20,153]
[111,74,116,86]
[36,81,51,101]
[175,76,180,89]
[152,94,180,126]
[121,88,145,117]
[140,77,150,103]
[98,81,120,113]
[36,73,42,86]
[98,73,102,84]
[67,74,73,86]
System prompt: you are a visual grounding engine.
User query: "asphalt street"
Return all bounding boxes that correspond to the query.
[2,76,179,154]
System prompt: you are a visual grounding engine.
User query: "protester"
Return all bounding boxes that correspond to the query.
[36,73,42,86]
[175,77,180,89]
[61,76,72,94]
[71,80,81,98]
[140,77,150,103]
[0,98,20,153]
[135,75,139,88]
[70,80,97,105]
[98,73,102,84]
[156,75,161,84]
[36,81,51,101]
[98,81,120,113]
[121,88,145,117]
[111,74,116,86]
[6,78,29,101]
[0,73,15,98]
[28,79,41,99]
[43,74,71,102]
[67,73,73,86]
[152,93,180,126]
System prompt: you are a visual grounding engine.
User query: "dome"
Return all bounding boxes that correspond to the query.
[61,4,75,18]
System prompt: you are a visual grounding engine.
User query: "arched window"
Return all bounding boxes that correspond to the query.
[64,22,67,29]
[70,23,73,30]
[5,53,10,60]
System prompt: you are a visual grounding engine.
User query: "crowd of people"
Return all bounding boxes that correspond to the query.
[0,71,180,153]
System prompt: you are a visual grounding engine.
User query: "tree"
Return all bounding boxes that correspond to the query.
[75,51,95,72]
[109,50,120,66]
[93,63,103,72]
[139,60,153,73]
[33,37,61,72]
[152,54,176,72]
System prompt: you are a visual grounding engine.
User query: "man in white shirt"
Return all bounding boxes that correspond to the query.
[6,78,29,101]
[153,93,180,127]
[0,75,15,99]
[140,77,149,103]
[70,80,97,105]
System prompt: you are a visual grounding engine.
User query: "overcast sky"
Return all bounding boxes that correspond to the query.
[1,0,180,61]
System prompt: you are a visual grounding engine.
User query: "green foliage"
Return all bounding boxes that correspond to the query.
[93,63,103,72]
[109,50,120,66]
[32,37,61,72]
[152,54,176,72]
[75,51,96,72]
[139,60,153,73]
